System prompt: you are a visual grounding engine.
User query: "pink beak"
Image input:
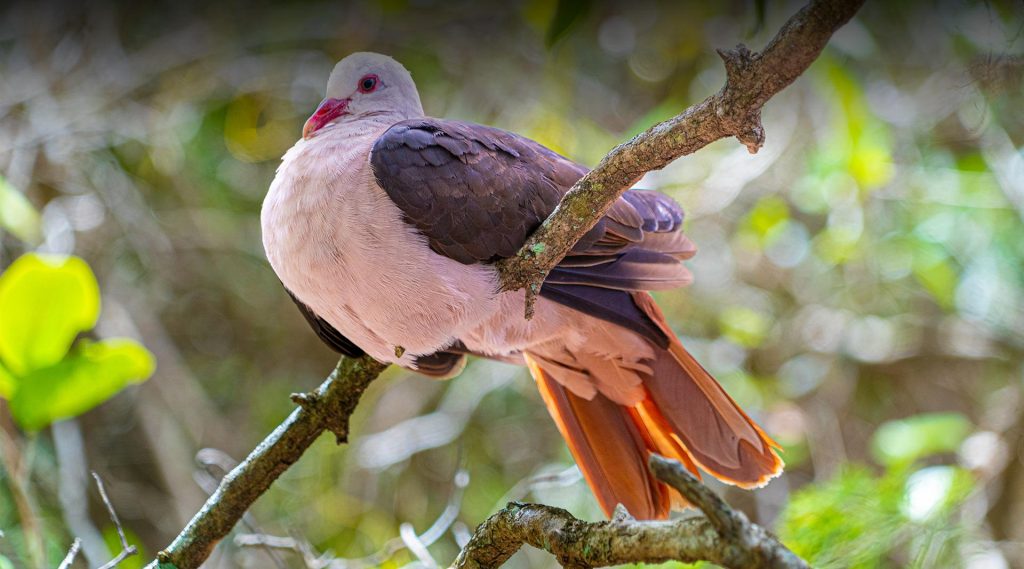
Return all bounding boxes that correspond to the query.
[303,97,350,139]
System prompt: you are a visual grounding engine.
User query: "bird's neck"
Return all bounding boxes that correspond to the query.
[352,108,422,125]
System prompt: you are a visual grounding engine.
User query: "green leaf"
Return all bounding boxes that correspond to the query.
[0,554,14,569]
[0,254,101,375]
[545,0,592,48]
[871,412,972,466]
[0,176,41,244]
[10,339,155,431]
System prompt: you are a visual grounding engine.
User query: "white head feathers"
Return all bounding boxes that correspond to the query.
[325,52,424,120]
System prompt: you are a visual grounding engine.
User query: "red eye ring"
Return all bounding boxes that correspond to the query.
[357,74,379,93]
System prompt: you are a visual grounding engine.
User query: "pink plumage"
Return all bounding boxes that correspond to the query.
[261,52,782,519]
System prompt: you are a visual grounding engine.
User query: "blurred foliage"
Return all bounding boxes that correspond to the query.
[0,177,40,245]
[0,254,154,430]
[779,460,974,568]
[544,0,594,48]
[779,413,978,568]
[0,0,1022,567]
[870,412,972,466]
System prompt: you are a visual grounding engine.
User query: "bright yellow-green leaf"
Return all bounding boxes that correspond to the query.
[0,176,41,244]
[0,554,14,569]
[870,412,971,466]
[718,306,770,348]
[0,254,101,375]
[10,338,154,431]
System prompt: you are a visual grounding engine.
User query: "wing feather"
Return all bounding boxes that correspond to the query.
[370,117,698,322]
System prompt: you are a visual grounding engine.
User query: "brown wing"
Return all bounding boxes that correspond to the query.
[371,117,697,346]
[370,117,693,278]
[370,118,590,263]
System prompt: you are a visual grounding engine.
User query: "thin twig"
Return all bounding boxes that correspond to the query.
[234,464,471,569]
[57,538,82,569]
[148,355,388,569]
[91,472,139,569]
[98,548,140,569]
[145,0,863,566]
[92,473,131,553]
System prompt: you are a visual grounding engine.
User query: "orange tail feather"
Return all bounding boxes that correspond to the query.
[527,354,672,519]
[524,293,783,520]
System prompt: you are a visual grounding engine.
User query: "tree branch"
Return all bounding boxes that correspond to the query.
[497,0,865,318]
[145,0,862,566]
[147,355,387,569]
[452,455,808,569]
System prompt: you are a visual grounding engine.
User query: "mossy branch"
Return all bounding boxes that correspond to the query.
[452,455,809,569]
[497,0,866,318]
[146,355,388,569]
[145,0,862,566]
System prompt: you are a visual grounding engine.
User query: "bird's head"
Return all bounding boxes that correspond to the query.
[302,52,424,139]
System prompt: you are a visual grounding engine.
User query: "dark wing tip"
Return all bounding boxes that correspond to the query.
[285,288,364,357]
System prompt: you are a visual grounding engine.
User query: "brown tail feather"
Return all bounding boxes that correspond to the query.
[626,400,698,510]
[632,292,783,488]
[526,354,671,519]
[524,293,783,520]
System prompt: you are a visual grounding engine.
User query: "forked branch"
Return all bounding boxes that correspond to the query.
[145,0,862,566]
[451,455,808,569]
[497,0,866,317]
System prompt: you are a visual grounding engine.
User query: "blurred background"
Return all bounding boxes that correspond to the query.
[0,0,1022,567]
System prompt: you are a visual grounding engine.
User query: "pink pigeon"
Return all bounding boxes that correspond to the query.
[261,52,782,519]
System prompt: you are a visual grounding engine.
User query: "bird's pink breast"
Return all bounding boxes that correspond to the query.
[262,123,503,365]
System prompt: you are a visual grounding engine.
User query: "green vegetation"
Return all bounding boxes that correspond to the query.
[0,254,154,430]
[1,0,1022,567]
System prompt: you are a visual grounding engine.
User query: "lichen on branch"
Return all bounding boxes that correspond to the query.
[147,355,388,569]
[452,456,809,569]
[145,0,864,566]
[498,0,866,318]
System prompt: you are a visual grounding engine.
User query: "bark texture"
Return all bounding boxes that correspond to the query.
[145,0,863,566]
[149,355,388,569]
[452,456,809,569]
[497,0,866,317]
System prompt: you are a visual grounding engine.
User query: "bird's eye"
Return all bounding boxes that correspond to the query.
[358,74,379,93]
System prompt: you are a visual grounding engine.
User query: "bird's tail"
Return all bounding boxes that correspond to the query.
[524,292,783,520]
